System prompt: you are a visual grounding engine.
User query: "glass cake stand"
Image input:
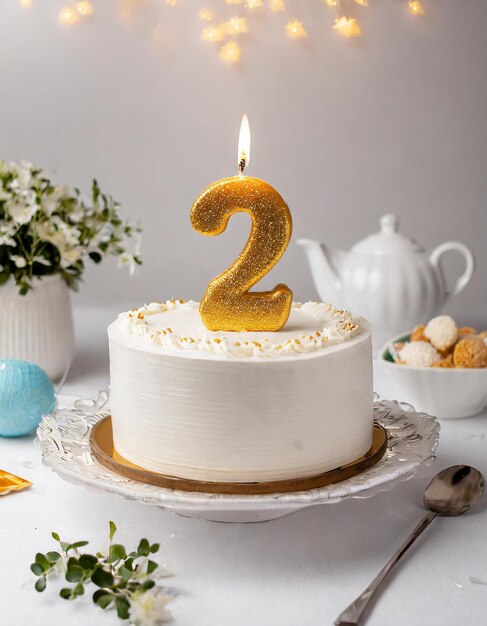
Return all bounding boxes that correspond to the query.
[37,394,440,523]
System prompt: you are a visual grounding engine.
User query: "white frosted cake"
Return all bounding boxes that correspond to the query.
[108,300,373,483]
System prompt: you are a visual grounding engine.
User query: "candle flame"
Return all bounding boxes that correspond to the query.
[238,114,251,171]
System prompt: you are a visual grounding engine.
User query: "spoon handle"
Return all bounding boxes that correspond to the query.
[334,511,437,626]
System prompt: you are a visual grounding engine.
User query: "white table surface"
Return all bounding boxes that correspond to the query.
[1,307,487,626]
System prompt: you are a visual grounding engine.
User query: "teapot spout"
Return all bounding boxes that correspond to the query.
[297,239,343,305]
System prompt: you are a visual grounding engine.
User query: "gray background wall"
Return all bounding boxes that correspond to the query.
[1,0,486,315]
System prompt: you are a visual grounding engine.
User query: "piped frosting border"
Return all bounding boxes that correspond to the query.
[115,300,365,358]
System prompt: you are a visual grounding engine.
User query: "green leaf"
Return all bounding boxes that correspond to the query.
[115,596,130,620]
[59,588,72,600]
[35,553,50,571]
[88,251,102,264]
[119,565,132,583]
[92,179,100,204]
[67,556,79,568]
[66,565,84,583]
[73,583,85,597]
[141,580,155,590]
[46,551,61,563]
[109,521,117,543]
[137,538,150,557]
[79,554,98,570]
[146,560,158,575]
[92,589,107,604]
[69,541,89,551]
[60,541,71,553]
[51,532,60,542]
[35,577,46,592]
[107,544,127,563]
[96,593,113,609]
[91,567,115,588]
[149,543,160,554]
[30,563,44,576]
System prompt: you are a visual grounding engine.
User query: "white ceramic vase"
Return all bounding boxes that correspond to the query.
[0,275,75,380]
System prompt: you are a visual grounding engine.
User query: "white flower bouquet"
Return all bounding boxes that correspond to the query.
[0,161,141,294]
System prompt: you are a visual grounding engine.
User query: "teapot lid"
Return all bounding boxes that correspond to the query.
[352,214,424,255]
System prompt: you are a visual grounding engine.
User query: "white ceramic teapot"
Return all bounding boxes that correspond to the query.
[297,214,475,351]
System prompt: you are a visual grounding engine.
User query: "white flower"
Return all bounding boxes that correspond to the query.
[35,221,82,267]
[37,218,80,247]
[60,245,83,266]
[69,200,86,223]
[56,221,81,247]
[129,588,172,626]
[65,227,81,246]
[6,191,38,225]
[11,255,27,268]
[41,186,70,216]
[94,222,114,244]
[118,252,137,276]
[36,221,62,247]
[32,256,51,266]
[0,224,17,247]
[9,163,33,191]
[132,228,142,256]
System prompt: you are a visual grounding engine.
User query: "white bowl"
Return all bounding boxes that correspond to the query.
[380,333,487,419]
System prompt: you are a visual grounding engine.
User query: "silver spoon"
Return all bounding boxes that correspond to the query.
[335,465,484,626]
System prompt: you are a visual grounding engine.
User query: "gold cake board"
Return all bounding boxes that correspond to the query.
[90,417,387,496]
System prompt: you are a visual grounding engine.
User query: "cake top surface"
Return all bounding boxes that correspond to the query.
[108,300,370,360]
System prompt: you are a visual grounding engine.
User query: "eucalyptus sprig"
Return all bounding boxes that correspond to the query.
[30,522,172,625]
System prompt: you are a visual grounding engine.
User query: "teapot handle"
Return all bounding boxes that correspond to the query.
[429,242,475,302]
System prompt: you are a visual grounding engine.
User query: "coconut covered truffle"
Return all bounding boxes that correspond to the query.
[392,316,487,369]
[453,337,487,368]
[424,315,458,352]
[398,341,441,368]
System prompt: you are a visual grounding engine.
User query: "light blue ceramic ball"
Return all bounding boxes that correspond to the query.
[0,359,56,437]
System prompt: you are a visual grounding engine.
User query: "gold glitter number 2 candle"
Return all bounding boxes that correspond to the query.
[191,115,293,332]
